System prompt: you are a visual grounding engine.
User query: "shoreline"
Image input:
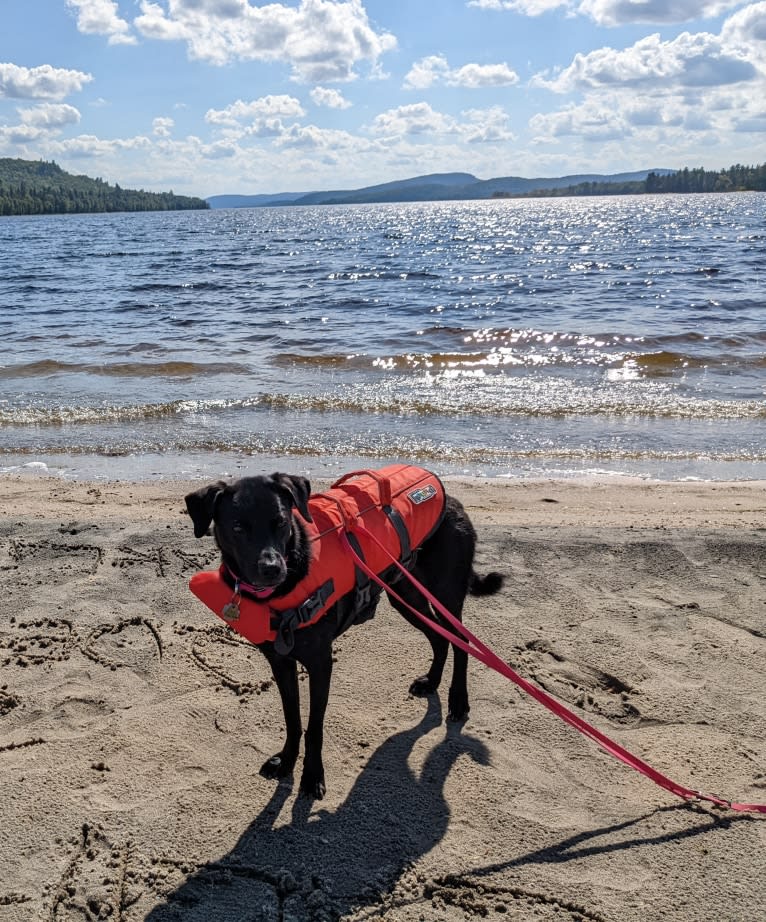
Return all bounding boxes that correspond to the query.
[1,475,764,920]
[1,471,766,529]
[3,447,766,487]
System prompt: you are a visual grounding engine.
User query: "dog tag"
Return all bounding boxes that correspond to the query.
[221,600,240,622]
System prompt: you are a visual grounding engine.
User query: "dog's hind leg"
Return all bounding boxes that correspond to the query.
[388,581,470,722]
[259,651,302,781]
[392,588,448,694]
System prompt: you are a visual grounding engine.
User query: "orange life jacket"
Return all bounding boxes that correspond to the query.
[189,465,446,652]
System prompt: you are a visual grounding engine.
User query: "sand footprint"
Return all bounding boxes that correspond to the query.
[139,856,284,919]
[516,639,640,724]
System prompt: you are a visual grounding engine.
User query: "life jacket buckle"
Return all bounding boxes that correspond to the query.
[354,581,372,610]
[297,578,334,623]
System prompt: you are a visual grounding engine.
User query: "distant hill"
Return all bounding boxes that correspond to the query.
[206,169,676,209]
[468,170,671,198]
[206,191,310,209]
[0,159,209,216]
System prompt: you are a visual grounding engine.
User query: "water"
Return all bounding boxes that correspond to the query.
[1,194,764,481]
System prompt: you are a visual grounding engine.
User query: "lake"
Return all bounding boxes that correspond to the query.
[1,193,764,481]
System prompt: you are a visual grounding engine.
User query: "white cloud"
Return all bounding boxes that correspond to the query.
[460,105,515,142]
[722,1,766,65]
[200,140,240,159]
[527,5,766,157]
[369,102,457,136]
[152,116,175,137]
[529,94,717,143]
[468,0,569,13]
[66,0,136,44]
[205,95,306,137]
[273,124,328,149]
[134,0,396,81]
[50,134,153,158]
[0,62,93,100]
[310,86,352,108]
[535,30,757,93]
[530,100,633,141]
[403,55,450,89]
[733,110,766,131]
[0,124,46,146]
[625,103,684,127]
[275,123,375,153]
[17,103,82,129]
[404,54,519,89]
[205,95,306,126]
[469,0,747,22]
[452,61,520,87]
[133,1,189,41]
[578,0,744,26]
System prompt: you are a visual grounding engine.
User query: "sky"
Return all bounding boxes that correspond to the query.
[1,0,765,198]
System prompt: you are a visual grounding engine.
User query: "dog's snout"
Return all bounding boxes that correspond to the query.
[258,548,285,582]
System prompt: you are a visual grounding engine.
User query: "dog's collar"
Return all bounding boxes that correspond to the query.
[223,564,277,600]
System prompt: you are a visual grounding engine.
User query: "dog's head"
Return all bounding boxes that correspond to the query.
[185,473,312,596]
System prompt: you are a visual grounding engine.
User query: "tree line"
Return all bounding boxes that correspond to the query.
[492,162,766,200]
[0,159,209,216]
[645,163,766,193]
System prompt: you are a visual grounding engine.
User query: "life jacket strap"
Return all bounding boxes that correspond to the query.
[272,578,335,655]
[382,504,413,568]
[329,531,383,636]
[345,532,372,610]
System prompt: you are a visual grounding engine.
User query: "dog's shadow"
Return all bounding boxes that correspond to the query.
[145,697,490,920]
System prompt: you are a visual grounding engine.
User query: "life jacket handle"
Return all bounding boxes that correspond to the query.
[332,468,392,507]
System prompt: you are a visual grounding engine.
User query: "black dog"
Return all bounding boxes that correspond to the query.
[185,473,502,798]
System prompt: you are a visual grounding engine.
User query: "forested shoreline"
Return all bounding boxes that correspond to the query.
[500,162,766,199]
[2,157,763,216]
[0,159,209,215]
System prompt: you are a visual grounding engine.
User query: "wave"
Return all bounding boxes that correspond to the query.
[2,439,764,466]
[271,345,766,374]
[2,388,765,427]
[254,390,766,419]
[325,269,440,281]
[129,280,226,293]
[456,326,766,350]
[0,359,251,379]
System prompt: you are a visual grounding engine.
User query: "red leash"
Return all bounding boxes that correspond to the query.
[341,523,766,815]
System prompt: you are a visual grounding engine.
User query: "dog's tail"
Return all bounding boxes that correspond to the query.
[469,570,503,597]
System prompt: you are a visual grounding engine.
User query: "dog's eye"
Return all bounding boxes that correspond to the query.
[232,521,245,534]
[274,513,290,530]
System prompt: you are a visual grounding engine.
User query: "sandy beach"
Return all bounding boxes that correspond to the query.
[0,474,764,921]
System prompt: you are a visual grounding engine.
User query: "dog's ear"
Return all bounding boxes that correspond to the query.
[271,473,313,523]
[185,482,226,538]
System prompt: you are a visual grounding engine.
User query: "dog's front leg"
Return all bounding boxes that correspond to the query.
[300,647,333,799]
[260,650,302,781]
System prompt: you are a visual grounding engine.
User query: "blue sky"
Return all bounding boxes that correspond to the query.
[1,0,764,197]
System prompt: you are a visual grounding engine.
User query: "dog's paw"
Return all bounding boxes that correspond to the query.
[447,690,470,722]
[299,771,326,800]
[259,752,295,780]
[409,674,438,697]
[446,706,470,723]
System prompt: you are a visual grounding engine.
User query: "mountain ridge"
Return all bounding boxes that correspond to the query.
[206,169,676,209]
